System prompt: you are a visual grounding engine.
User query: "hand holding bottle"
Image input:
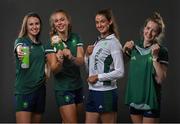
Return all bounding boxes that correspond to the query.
[16,45,24,60]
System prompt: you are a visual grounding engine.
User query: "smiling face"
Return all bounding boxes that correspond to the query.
[95,14,112,37]
[52,12,70,33]
[143,20,160,43]
[27,17,40,37]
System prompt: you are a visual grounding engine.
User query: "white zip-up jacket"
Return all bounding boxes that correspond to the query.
[85,34,124,91]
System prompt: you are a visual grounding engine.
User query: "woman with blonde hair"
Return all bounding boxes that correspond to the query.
[45,9,84,123]
[14,12,46,123]
[123,12,168,123]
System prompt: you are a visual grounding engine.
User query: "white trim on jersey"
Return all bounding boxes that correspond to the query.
[14,43,23,53]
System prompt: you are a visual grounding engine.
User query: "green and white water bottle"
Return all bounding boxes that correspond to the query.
[21,44,30,69]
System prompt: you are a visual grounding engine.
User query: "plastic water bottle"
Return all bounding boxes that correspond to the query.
[21,44,30,69]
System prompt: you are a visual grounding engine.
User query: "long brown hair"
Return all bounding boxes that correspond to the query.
[96,9,120,40]
[49,9,72,37]
[18,12,42,40]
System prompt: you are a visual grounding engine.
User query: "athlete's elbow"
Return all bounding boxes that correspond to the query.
[119,72,125,78]
[115,70,124,79]
[50,63,62,74]
[155,72,167,84]
[75,57,84,66]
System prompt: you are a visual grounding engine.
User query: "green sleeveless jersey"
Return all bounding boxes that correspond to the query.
[125,40,168,110]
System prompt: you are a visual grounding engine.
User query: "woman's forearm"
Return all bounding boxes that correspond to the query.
[153,60,167,84]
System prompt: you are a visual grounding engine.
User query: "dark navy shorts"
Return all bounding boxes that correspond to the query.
[15,85,46,113]
[55,87,84,107]
[85,89,118,113]
[129,106,160,118]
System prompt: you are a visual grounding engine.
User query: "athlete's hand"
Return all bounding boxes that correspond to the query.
[56,50,64,63]
[16,45,24,60]
[151,43,160,59]
[87,75,98,84]
[63,48,72,60]
[85,45,94,57]
[123,40,134,53]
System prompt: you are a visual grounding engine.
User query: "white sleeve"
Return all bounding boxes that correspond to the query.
[98,40,124,81]
[84,55,89,72]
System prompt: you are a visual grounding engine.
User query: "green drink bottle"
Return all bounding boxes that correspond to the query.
[21,44,30,69]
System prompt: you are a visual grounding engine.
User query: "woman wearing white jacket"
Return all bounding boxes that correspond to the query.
[84,8,124,123]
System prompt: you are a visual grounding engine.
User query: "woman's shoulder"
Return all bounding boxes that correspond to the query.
[108,37,123,49]
[159,44,168,49]
[69,32,83,44]
[159,45,168,56]
[15,37,24,41]
[70,32,80,38]
[110,35,121,44]
[15,37,28,43]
